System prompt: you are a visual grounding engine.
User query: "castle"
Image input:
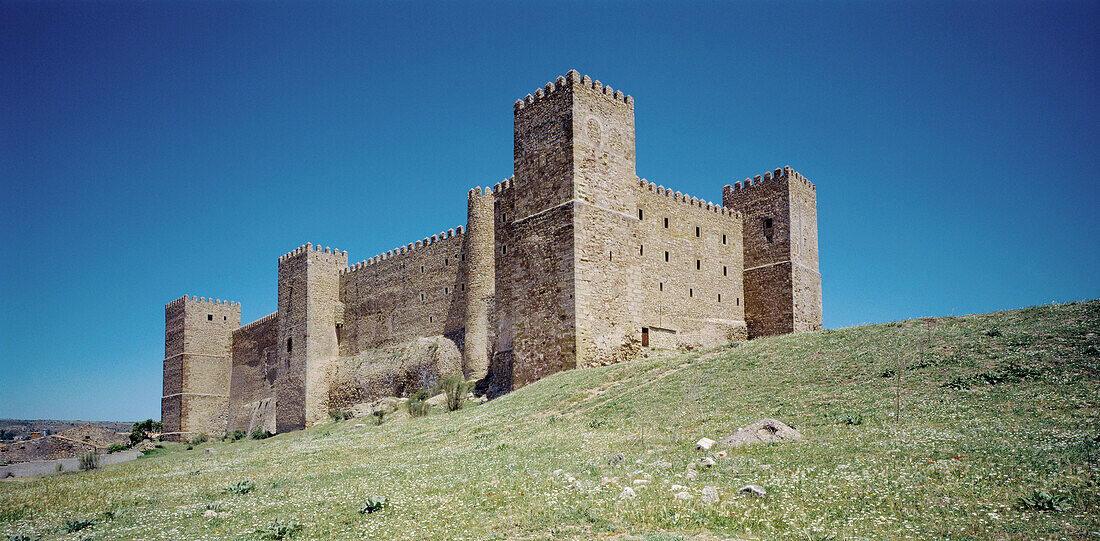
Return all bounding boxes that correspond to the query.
[160,70,822,440]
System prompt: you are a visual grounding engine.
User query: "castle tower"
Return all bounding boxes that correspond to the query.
[162,295,241,441]
[275,244,348,432]
[464,187,495,380]
[723,167,822,337]
[498,70,638,386]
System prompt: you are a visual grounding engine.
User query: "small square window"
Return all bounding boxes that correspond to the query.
[207,314,212,321]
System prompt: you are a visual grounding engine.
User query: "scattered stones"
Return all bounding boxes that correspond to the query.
[674,491,693,500]
[685,470,698,481]
[696,437,716,451]
[738,484,767,497]
[719,419,802,448]
[699,457,717,468]
[619,487,636,500]
[607,452,625,466]
[701,486,719,503]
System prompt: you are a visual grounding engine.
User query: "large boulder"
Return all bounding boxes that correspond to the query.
[719,419,802,447]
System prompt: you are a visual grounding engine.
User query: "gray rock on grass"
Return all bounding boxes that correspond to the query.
[719,419,802,448]
[738,484,766,497]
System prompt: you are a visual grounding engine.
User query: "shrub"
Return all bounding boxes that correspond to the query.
[328,410,354,422]
[106,443,128,453]
[440,374,473,412]
[188,433,208,445]
[371,411,385,425]
[257,519,301,539]
[61,518,93,533]
[406,390,431,417]
[129,419,163,445]
[359,495,388,514]
[227,480,255,494]
[1017,490,1074,511]
[230,429,247,441]
[251,429,273,440]
[78,452,100,471]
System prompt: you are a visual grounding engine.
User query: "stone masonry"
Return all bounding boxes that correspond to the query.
[160,70,823,440]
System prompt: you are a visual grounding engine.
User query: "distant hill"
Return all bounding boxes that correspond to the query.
[0,419,132,442]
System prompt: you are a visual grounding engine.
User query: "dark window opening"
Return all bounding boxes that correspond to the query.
[503,214,508,222]
[638,209,643,220]
[461,253,465,262]
[335,324,342,344]
[723,266,727,276]
[444,258,448,266]
[639,245,644,256]
[664,217,669,228]
[689,288,693,298]
[429,316,433,323]
[420,293,425,301]
[718,294,722,302]
[609,250,613,261]
[444,287,449,294]
[461,283,465,291]
[763,217,774,243]
[286,338,293,353]
[502,245,507,255]
[659,282,664,291]
[664,251,670,262]
[722,234,727,244]
[641,327,649,347]
[207,314,212,321]
[695,226,700,237]
[420,265,425,273]
[696,259,701,270]
[223,316,227,321]
[737,297,740,306]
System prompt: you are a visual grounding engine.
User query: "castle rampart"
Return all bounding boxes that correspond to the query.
[163,70,822,435]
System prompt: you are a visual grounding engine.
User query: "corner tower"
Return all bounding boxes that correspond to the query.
[162,296,240,441]
[723,167,822,337]
[275,243,347,432]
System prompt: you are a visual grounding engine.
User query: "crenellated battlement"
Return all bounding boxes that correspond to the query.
[467,176,516,200]
[339,225,466,276]
[513,69,633,113]
[237,312,277,333]
[166,295,241,309]
[636,178,742,220]
[725,166,815,195]
[278,243,349,264]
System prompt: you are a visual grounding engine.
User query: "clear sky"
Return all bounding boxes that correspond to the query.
[2,1,1097,422]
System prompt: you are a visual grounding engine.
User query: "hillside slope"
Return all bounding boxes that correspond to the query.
[2,301,1098,540]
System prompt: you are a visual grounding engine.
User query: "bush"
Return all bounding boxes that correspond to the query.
[359,495,388,514]
[188,433,208,445]
[62,518,93,533]
[78,452,100,471]
[106,443,128,453]
[406,390,431,417]
[440,374,473,412]
[230,429,247,441]
[129,419,163,445]
[257,519,301,539]
[251,429,273,440]
[227,480,255,494]
[1017,489,1074,511]
[328,410,354,422]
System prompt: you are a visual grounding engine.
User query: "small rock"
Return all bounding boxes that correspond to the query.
[670,484,688,491]
[701,486,719,503]
[696,437,716,451]
[607,452,625,466]
[354,423,367,428]
[203,509,217,518]
[632,479,650,486]
[674,491,693,500]
[552,468,564,476]
[619,487,636,500]
[650,460,673,469]
[600,476,618,486]
[685,470,698,481]
[699,457,717,468]
[720,419,802,448]
[738,484,766,497]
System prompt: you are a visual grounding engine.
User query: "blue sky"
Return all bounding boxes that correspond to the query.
[2,1,1097,422]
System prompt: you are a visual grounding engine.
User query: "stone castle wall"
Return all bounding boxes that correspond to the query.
[165,69,822,435]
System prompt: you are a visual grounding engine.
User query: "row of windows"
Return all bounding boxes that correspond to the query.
[656,281,740,304]
[639,209,731,245]
[418,283,466,302]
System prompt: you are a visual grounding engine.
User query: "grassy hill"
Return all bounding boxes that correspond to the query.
[2,300,1098,540]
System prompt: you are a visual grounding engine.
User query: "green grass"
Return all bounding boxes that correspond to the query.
[2,300,1098,540]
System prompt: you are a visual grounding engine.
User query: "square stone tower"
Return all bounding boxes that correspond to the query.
[161,296,240,441]
[723,167,822,337]
[275,244,348,432]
